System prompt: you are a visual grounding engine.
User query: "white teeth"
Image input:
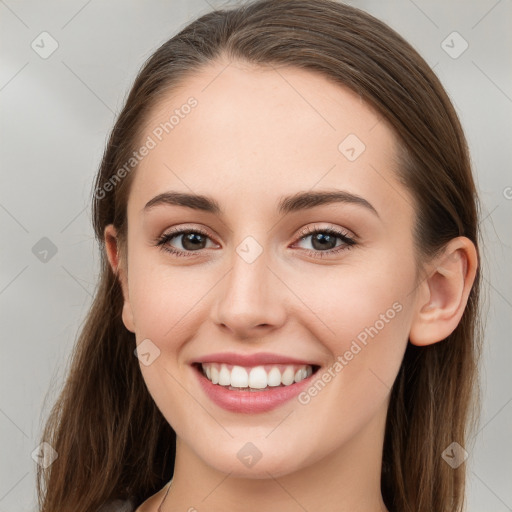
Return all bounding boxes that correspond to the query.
[231,365,249,387]
[248,366,267,389]
[295,368,308,382]
[210,365,219,384]
[200,363,315,390]
[281,366,295,385]
[267,367,282,387]
[218,365,231,386]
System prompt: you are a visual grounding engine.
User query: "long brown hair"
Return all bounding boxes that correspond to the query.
[36,1,482,510]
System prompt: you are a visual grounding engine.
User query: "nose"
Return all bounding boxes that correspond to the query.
[211,247,287,340]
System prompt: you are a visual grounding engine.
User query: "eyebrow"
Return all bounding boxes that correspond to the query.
[143,190,379,217]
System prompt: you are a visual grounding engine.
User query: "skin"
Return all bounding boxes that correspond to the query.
[104,59,477,512]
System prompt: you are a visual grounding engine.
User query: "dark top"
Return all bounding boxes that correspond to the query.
[96,498,135,512]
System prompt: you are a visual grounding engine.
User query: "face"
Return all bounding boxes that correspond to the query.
[107,60,421,480]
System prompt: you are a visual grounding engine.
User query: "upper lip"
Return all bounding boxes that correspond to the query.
[192,352,320,367]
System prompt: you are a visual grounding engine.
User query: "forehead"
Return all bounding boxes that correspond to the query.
[128,60,411,223]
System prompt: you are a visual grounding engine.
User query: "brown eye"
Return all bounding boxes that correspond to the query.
[155,228,217,257]
[293,225,356,259]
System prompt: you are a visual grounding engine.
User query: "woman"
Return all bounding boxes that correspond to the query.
[37,1,482,511]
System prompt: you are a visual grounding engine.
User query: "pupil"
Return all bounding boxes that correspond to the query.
[312,233,335,250]
[183,233,205,250]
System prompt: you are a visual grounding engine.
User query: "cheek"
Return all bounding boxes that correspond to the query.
[294,256,414,388]
[291,266,413,434]
[127,255,220,342]
[299,256,413,337]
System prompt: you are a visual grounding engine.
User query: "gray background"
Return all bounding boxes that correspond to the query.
[1,0,511,510]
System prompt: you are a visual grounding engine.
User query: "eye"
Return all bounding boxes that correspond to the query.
[154,227,217,257]
[292,224,356,259]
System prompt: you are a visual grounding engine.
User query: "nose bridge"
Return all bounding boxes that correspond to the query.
[212,235,286,337]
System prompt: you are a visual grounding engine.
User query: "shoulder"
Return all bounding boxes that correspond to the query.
[97,481,170,512]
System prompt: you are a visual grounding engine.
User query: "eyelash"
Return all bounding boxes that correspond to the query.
[153,224,356,259]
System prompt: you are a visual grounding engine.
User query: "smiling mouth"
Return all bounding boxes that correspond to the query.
[192,362,321,391]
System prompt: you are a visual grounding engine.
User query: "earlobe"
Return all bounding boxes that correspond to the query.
[409,237,478,346]
[103,224,136,333]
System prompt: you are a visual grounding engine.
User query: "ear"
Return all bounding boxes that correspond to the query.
[409,236,478,346]
[104,224,135,333]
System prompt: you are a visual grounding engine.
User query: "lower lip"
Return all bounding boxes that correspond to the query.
[193,364,318,414]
